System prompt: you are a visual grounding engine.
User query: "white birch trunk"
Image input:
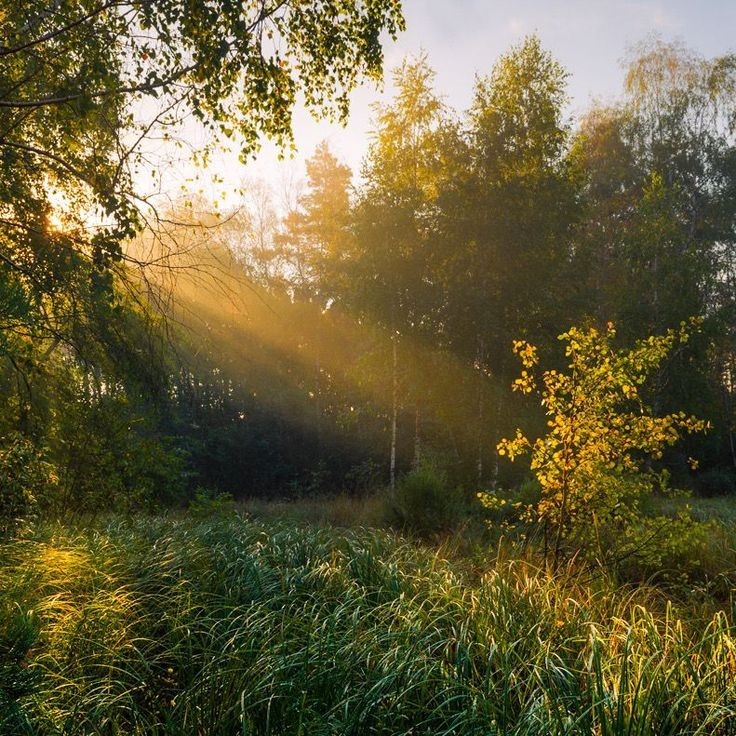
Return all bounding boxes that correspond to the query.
[390,331,398,492]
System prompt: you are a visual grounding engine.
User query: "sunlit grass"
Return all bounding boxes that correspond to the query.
[2,515,736,734]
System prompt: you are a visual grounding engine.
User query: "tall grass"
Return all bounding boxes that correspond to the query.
[2,515,736,734]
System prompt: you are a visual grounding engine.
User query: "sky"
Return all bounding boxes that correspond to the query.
[151,0,736,210]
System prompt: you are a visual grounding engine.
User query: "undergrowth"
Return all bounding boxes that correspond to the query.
[2,515,736,734]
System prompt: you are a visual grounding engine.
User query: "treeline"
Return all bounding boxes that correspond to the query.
[2,35,736,516]
[174,36,734,497]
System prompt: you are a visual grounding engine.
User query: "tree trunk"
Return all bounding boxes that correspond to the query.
[314,315,322,462]
[390,330,398,492]
[476,335,485,486]
[413,402,421,468]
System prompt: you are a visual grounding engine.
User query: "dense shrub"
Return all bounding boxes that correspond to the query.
[50,396,187,514]
[345,459,383,494]
[390,458,466,535]
[496,322,707,568]
[187,487,236,517]
[0,433,52,538]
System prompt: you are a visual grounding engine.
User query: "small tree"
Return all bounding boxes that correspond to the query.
[494,320,708,567]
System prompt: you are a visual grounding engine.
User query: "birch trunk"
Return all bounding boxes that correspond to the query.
[476,336,485,486]
[413,402,421,468]
[390,331,398,492]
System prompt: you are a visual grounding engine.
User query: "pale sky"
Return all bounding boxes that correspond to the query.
[149,0,736,210]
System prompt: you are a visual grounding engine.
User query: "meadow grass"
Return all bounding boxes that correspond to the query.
[2,513,736,734]
[239,493,388,529]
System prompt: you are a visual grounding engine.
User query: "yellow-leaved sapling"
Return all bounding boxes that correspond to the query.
[481,319,711,572]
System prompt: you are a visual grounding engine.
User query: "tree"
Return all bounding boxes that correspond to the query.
[342,54,452,487]
[234,178,286,287]
[442,35,579,482]
[280,142,353,301]
[570,39,736,469]
[0,0,404,345]
[494,320,707,567]
[468,35,576,340]
[0,0,404,510]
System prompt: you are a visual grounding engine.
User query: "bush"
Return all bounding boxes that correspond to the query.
[0,433,53,538]
[187,487,236,518]
[50,396,187,514]
[477,476,542,528]
[389,459,465,535]
[345,459,382,494]
[0,606,39,735]
[498,321,707,567]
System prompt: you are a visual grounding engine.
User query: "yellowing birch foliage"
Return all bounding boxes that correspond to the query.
[495,319,708,566]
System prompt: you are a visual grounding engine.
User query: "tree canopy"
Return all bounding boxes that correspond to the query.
[0,0,404,338]
[0,0,405,511]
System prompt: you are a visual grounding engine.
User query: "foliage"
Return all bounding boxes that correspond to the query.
[48,392,187,514]
[570,38,736,466]
[345,459,384,494]
[0,1,405,515]
[154,37,736,501]
[2,26,736,515]
[390,458,465,535]
[187,488,237,518]
[163,32,736,498]
[3,516,736,733]
[0,0,405,260]
[0,434,54,539]
[0,605,39,735]
[494,320,709,567]
[280,141,354,299]
[458,35,579,363]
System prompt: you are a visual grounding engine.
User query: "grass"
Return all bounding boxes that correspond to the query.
[239,493,388,529]
[657,495,736,526]
[2,513,736,734]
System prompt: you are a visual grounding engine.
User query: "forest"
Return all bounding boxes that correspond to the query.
[2,1,736,733]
